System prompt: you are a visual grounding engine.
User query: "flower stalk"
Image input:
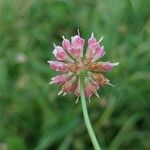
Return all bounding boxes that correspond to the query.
[79,71,101,150]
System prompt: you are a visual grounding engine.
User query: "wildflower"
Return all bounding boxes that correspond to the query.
[48,31,119,101]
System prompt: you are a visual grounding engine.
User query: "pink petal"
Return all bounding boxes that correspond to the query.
[47,61,69,72]
[53,46,68,61]
[70,47,80,57]
[71,35,85,49]
[92,46,105,62]
[86,33,104,59]
[91,73,110,86]
[84,87,93,97]
[88,33,97,48]
[62,76,77,94]
[91,79,100,89]
[49,73,72,85]
[70,35,85,57]
[89,62,119,72]
[84,79,100,98]
[74,83,80,96]
[101,62,119,71]
[62,37,71,51]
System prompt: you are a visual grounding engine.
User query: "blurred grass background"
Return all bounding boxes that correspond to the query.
[0,0,150,149]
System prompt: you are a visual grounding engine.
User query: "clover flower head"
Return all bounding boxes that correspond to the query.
[48,31,119,102]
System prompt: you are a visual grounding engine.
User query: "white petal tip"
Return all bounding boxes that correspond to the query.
[53,43,56,48]
[52,51,55,56]
[112,62,119,66]
[75,97,80,104]
[49,81,54,85]
[63,93,67,96]
[47,60,52,64]
[88,98,91,103]
[108,83,115,87]
[95,92,100,98]
[91,32,94,37]
[98,36,104,43]
[77,29,80,35]
[58,90,63,95]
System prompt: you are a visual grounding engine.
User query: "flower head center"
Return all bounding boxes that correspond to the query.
[69,59,90,74]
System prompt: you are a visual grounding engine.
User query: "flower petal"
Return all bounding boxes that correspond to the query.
[100,62,119,71]
[86,33,105,60]
[89,62,119,72]
[74,81,80,96]
[84,77,99,98]
[62,36,71,51]
[49,73,72,85]
[91,73,110,86]
[52,46,69,61]
[70,35,85,57]
[88,33,97,48]
[48,61,69,72]
[62,76,77,94]
[92,45,105,62]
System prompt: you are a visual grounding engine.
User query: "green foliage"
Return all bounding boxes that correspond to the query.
[0,0,149,149]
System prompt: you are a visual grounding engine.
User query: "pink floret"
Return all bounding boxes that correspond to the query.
[70,35,85,57]
[93,46,105,61]
[88,33,97,48]
[53,46,68,61]
[102,62,119,71]
[50,74,69,84]
[62,37,71,51]
[86,33,105,60]
[84,80,99,98]
[48,61,69,72]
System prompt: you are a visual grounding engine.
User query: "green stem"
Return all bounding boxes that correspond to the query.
[79,72,101,150]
